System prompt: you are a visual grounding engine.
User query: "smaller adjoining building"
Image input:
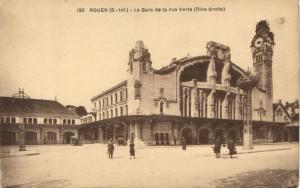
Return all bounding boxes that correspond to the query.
[0,89,81,145]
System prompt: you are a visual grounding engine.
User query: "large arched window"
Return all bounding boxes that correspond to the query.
[25,131,37,141]
[180,62,209,82]
[47,132,57,140]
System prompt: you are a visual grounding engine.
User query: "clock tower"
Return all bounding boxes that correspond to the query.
[251,20,274,122]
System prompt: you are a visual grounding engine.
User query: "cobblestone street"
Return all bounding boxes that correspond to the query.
[1,143,298,188]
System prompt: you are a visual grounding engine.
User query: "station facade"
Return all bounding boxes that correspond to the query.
[85,20,297,145]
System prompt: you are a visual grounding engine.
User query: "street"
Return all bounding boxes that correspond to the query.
[1,143,299,188]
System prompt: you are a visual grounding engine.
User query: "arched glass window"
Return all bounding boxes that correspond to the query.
[25,131,37,141]
[47,132,57,140]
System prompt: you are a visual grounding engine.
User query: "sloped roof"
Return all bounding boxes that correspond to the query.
[273,102,292,119]
[91,80,127,101]
[0,97,80,118]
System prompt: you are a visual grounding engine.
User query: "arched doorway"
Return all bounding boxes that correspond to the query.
[182,128,193,144]
[228,130,238,141]
[215,129,224,142]
[2,131,16,145]
[63,132,75,144]
[199,129,209,144]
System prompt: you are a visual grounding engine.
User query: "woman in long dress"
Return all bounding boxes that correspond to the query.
[129,141,135,159]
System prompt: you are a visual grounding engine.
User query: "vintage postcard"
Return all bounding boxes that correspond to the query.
[0,0,299,187]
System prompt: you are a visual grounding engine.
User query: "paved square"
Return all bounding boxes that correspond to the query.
[1,143,299,187]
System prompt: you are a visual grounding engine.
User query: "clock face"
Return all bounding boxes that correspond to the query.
[254,37,264,48]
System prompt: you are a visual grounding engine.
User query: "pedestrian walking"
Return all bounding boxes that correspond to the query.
[214,136,221,158]
[227,137,236,158]
[107,139,114,159]
[181,137,187,150]
[129,141,135,159]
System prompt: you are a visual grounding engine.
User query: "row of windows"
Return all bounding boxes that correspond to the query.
[95,88,128,109]
[0,117,16,124]
[25,131,57,141]
[0,117,76,125]
[24,118,38,124]
[63,119,75,125]
[99,105,128,120]
[81,117,93,124]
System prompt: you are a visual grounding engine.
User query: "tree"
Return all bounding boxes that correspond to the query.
[74,106,88,117]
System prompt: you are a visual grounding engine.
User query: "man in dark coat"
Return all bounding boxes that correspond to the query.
[107,139,114,159]
[129,141,135,159]
[214,136,221,158]
[181,137,187,150]
[227,137,236,158]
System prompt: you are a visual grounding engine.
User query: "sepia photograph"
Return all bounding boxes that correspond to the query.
[0,0,299,187]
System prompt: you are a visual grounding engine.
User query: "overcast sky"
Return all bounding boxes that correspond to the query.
[0,0,298,111]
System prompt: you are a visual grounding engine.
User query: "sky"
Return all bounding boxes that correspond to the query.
[0,0,298,111]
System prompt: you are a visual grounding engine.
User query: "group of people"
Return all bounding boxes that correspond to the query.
[107,136,237,159]
[107,139,135,159]
[213,136,237,158]
[180,136,237,158]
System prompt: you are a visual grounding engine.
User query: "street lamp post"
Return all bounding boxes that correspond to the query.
[238,72,258,150]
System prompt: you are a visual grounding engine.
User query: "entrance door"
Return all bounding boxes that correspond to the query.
[182,128,193,144]
[63,132,75,144]
[199,129,209,144]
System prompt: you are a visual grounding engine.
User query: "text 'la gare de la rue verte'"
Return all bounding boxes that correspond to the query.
[77,7,226,13]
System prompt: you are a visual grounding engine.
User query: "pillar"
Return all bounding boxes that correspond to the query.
[207,90,216,118]
[222,92,229,119]
[98,126,103,143]
[191,79,198,117]
[19,123,26,151]
[58,127,63,144]
[113,126,116,143]
[134,121,145,146]
[40,127,44,144]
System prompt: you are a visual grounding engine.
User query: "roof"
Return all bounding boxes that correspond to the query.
[273,102,292,119]
[91,80,127,101]
[153,55,249,78]
[0,97,80,118]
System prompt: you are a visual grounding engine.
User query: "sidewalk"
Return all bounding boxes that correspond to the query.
[0,148,40,158]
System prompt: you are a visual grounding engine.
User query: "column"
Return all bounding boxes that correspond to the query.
[182,88,186,116]
[58,127,63,144]
[199,90,203,118]
[19,123,26,151]
[134,121,145,146]
[113,126,116,143]
[187,88,191,117]
[222,92,229,119]
[207,90,215,118]
[191,79,198,117]
[98,126,103,143]
[235,91,241,120]
[40,127,44,144]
